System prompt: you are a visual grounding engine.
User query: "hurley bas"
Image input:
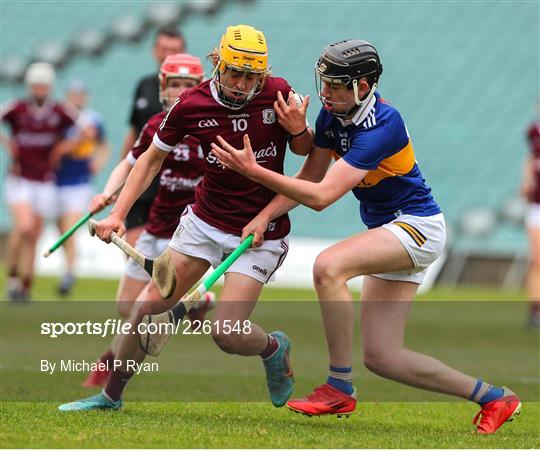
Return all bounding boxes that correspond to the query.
[40,359,158,375]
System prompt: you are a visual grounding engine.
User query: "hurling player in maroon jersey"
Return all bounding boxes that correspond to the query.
[1,63,77,302]
[79,54,216,388]
[119,26,186,248]
[521,119,540,327]
[58,25,313,412]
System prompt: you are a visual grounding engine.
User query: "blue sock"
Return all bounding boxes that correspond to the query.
[469,379,505,405]
[327,365,353,395]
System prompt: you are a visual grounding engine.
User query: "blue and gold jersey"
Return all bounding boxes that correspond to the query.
[315,92,440,228]
[56,108,105,186]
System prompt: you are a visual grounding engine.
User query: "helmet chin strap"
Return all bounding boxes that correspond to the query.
[213,68,258,110]
[345,80,378,119]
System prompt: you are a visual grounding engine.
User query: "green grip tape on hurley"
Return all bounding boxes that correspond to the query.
[44,211,93,257]
[203,234,254,290]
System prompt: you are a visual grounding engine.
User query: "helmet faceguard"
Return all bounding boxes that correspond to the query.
[315,40,383,118]
[159,53,204,107]
[211,25,270,110]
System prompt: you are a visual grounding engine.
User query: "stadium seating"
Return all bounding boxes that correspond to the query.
[1,0,537,253]
[0,2,148,60]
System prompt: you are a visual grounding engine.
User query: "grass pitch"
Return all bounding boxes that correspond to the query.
[3,402,538,448]
[1,274,539,448]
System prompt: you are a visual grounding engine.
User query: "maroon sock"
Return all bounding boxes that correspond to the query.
[8,267,18,279]
[259,334,279,360]
[104,369,133,401]
[531,303,540,317]
[99,349,115,367]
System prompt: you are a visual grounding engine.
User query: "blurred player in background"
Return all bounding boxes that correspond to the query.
[212,39,522,434]
[1,63,76,302]
[120,25,186,247]
[521,117,540,328]
[51,80,110,296]
[59,24,312,412]
[81,53,215,388]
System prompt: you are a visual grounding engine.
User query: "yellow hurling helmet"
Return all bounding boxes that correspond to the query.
[213,25,270,109]
[218,25,269,74]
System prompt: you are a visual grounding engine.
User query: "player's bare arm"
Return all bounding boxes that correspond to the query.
[275,91,313,156]
[0,132,18,158]
[0,132,12,151]
[212,134,365,211]
[95,143,167,241]
[90,139,111,174]
[104,158,132,195]
[49,137,79,168]
[241,148,333,245]
[51,120,97,167]
[119,126,138,160]
[521,155,534,200]
[89,158,132,213]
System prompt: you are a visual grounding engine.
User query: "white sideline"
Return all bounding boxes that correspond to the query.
[36,225,445,294]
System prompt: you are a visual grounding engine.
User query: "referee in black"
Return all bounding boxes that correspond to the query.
[119,25,186,246]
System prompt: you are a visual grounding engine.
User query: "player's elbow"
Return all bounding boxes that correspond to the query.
[310,202,326,212]
[309,194,331,212]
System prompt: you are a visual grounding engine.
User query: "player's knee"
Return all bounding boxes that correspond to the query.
[130,299,159,324]
[116,284,143,318]
[19,223,38,242]
[211,329,241,354]
[145,282,165,302]
[313,253,342,288]
[363,348,396,377]
[117,300,135,319]
[131,284,172,318]
[128,302,146,325]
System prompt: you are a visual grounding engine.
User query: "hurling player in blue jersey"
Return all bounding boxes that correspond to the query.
[211,40,521,434]
[52,81,110,295]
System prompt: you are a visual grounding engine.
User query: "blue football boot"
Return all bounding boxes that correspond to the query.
[263,331,294,407]
[58,392,122,412]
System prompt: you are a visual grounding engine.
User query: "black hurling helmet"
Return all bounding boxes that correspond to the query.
[315,39,383,118]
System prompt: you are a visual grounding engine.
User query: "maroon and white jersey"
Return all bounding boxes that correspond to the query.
[153,78,294,240]
[528,121,540,203]
[1,99,76,181]
[128,111,204,238]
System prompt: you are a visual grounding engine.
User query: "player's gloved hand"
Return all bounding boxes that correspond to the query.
[242,214,269,248]
[89,193,116,214]
[274,91,309,136]
[95,214,125,243]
